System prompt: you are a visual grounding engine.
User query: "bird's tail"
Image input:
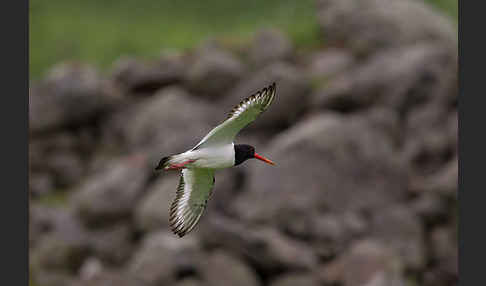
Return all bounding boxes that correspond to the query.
[155,152,193,170]
[155,156,173,170]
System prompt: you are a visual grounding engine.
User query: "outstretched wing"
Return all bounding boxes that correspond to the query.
[169,168,215,237]
[192,82,276,150]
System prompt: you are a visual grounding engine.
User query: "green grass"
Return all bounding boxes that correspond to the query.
[30,0,320,79]
[29,0,457,79]
[35,191,70,207]
[425,0,458,22]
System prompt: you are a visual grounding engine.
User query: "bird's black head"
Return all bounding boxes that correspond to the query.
[234,144,275,166]
[234,144,254,166]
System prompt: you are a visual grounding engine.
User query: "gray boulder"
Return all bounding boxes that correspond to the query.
[201,250,260,286]
[45,150,85,188]
[408,156,458,198]
[370,204,426,270]
[308,212,368,259]
[30,209,91,274]
[411,193,449,226]
[134,174,179,232]
[31,271,75,286]
[29,132,86,188]
[205,167,244,214]
[175,278,206,286]
[316,0,457,57]
[405,103,457,177]
[111,54,185,94]
[128,231,203,285]
[312,44,457,113]
[318,239,405,286]
[88,223,134,265]
[29,204,76,248]
[199,214,318,273]
[30,62,121,133]
[305,49,354,80]
[430,226,458,279]
[269,273,319,286]
[232,113,406,224]
[71,270,149,286]
[186,45,246,100]
[249,29,293,67]
[29,172,54,197]
[71,155,150,227]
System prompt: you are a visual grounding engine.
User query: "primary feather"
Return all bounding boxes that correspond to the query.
[169,168,215,237]
[192,82,276,150]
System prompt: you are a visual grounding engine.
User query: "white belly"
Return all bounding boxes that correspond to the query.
[185,144,235,169]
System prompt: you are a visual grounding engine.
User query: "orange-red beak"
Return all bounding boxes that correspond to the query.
[254,153,275,165]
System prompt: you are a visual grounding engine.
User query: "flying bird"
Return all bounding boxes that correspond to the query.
[155,82,277,237]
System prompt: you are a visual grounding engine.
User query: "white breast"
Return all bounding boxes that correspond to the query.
[185,143,235,169]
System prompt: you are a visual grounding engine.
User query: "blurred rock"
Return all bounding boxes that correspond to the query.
[200,215,318,273]
[206,167,244,214]
[405,101,456,176]
[446,111,458,149]
[201,250,260,286]
[128,231,202,285]
[224,62,311,130]
[71,155,150,227]
[134,174,179,232]
[30,204,52,247]
[409,157,458,197]
[362,107,401,145]
[30,132,87,188]
[186,45,246,99]
[72,269,149,286]
[422,225,458,286]
[309,212,368,259]
[30,172,54,197]
[30,210,91,274]
[32,271,75,286]
[175,278,205,286]
[430,226,458,276]
[88,223,134,265]
[111,54,185,94]
[431,158,458,197]
[316,0,457,57]
[312,44,457,113]
[306,49,354,80]
[411,193,449,226]
[104,86,219,157]
[233,113,406,223]
[249,29,293,67]
[269,273,319,286]
[30,62,121,133]
[318,239,405,286]
[46,150,85,188]
[78,257,104,281]
[370,205,426,270]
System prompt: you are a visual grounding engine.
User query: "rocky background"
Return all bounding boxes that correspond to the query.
[29,0,458,285]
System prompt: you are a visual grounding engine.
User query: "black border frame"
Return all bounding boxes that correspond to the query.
[2,0,29,284]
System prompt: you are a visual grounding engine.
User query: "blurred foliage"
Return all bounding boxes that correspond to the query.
[36,191,69,207]
[29,0,457,79]
[425,0,458,21]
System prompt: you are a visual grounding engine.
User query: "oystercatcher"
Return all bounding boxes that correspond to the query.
[155,82,276,237]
